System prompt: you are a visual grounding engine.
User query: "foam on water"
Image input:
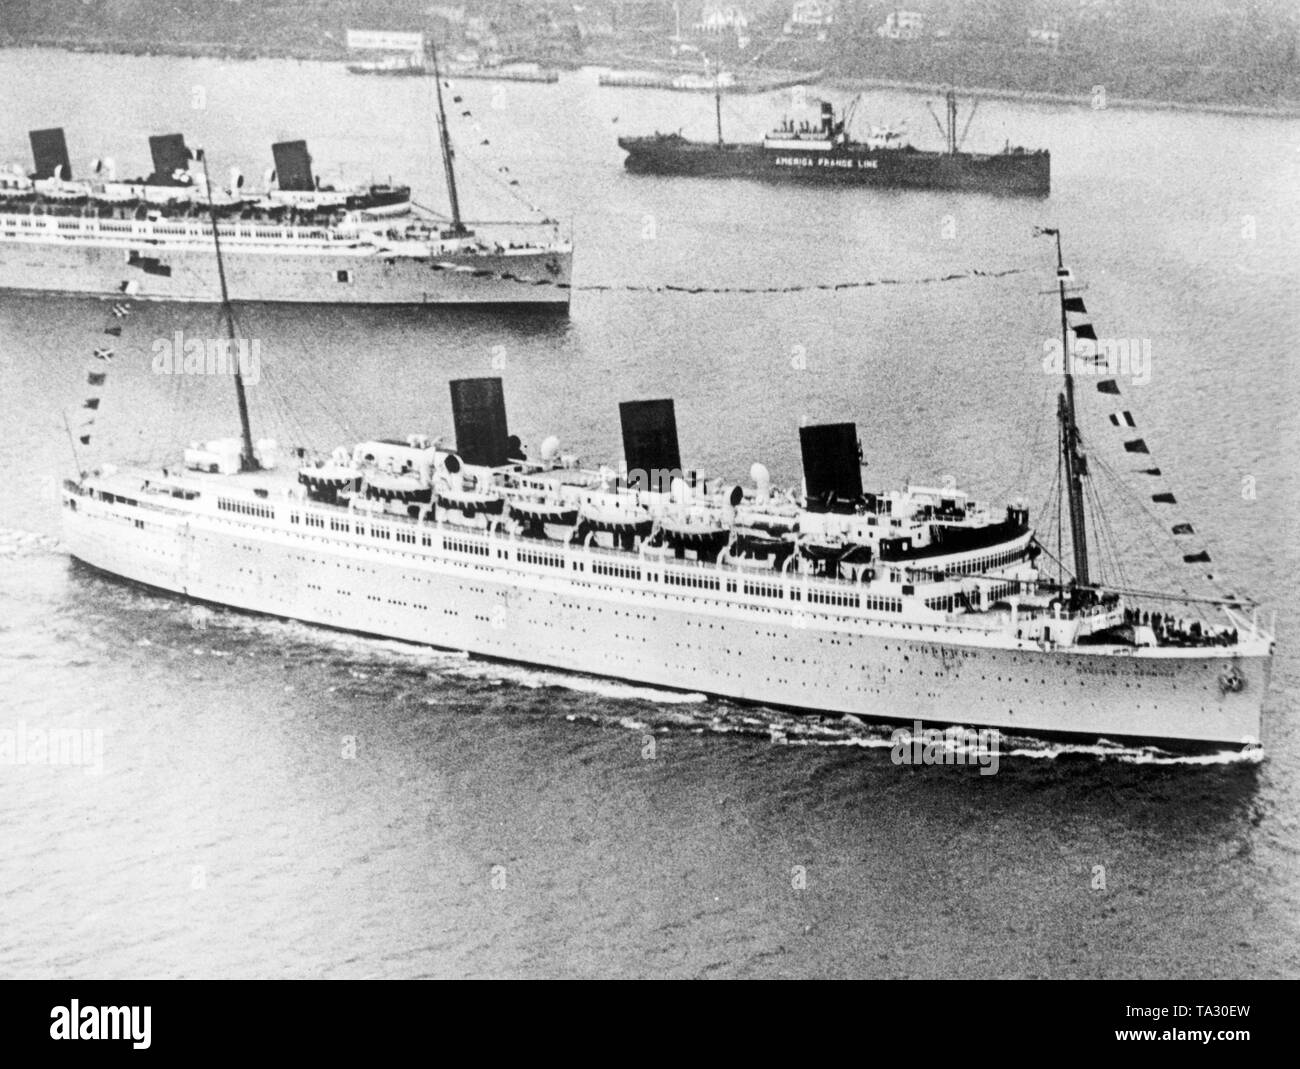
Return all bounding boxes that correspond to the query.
[170,606,473,667]
[442,662,709,705]
[568,699,1264,765]
[0,528,64,556]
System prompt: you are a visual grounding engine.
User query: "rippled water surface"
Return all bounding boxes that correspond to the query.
[0,48,1297,978]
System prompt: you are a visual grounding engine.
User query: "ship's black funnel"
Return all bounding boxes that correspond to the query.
[29,128,71,180]
[271,140,314,192]
[148,134,192,184]
[799,423,862,511]
[820,101,834,133]
[449,378,510,468]
[619,399,681,493]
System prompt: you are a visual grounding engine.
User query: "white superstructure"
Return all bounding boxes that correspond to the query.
[60,380,1274,750]
[0,207,571,305]
[0,114,572,308]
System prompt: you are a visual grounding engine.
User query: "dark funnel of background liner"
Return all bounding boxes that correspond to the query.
[619,399,681,493]
[148,134,192,185]
[271,141,315,192]
[800,423,862,511]
[29,128,71,180]
[450,378,511,468]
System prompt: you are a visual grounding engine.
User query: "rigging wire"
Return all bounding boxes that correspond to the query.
[234,311,360,447]
[174,301,354,458]
[1094,482,1127,589]
[454,145,547,216]
[1086,449,1220,617]
[1031,538,1071,586]
[989,366,1055,508]
[1054,431,1065,587]
[429,70,552,220]
[1082,461,1129,592]
[1033,442,1067,585]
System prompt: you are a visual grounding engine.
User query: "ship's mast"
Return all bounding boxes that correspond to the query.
[200,151,257,473]
[946,89,957,154]
[430,44,466,236]
[705,54,722,145]
[1049,229,1090,590]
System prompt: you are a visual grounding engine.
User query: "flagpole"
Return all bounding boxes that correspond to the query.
[1038,226,1091,593]
[430,44,466,236]
[199,148,258,473]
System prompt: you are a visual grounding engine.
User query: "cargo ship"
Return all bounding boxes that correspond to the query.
[60,230,1272,751]
[0,53,572,309]
[619,90,1050,196]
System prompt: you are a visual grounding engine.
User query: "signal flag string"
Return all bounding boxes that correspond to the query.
[423,262,1028,294]
[1060,290,1222,584]
[68,278,140,452]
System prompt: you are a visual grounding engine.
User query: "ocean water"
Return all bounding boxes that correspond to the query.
[0,48,1298,978]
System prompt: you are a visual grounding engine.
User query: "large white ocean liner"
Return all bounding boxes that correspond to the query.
[61,234,1273,750]
[0,50,571,310]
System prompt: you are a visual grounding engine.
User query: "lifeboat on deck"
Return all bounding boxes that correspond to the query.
[799,540,873,581]
[734,512,798,539]
[509,498,580,539]
[298,458,360,505]
[364,472,433,516]
[576,499,653,550]
[728,528,795,570]
[658,512,731,561]
[434,452,506,527]
[436,487,506,526]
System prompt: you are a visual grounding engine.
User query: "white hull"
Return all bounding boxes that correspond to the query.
[0,220,571,307]
[62,489,1271,749]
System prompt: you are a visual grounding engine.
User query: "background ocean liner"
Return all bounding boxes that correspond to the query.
[619,90,1049,196]
[0,54,571,309]
[60,226,1271,749]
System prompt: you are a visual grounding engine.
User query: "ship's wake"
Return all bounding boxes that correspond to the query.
[178,606,473,669]
[441,662,709,706]
[140,600,1264,767]
[563,701,1264,766]
[163,604,710,706]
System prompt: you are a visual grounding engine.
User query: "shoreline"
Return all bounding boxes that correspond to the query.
[0,35,343,63]
[3,37,1299,120]
[823,75,1300,120]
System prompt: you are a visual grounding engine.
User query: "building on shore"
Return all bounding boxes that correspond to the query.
[785,0,837,39]
[877,10,925,41]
